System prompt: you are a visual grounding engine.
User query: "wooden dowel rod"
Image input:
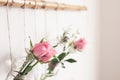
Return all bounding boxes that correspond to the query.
[0,0,87,11]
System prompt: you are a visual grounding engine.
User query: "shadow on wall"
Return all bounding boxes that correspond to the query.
[100,0,120,80]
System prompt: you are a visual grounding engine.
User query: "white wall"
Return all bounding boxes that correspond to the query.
[100,0,120,80]
[0,0,100,80]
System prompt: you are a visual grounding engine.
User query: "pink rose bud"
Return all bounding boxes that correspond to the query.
[32,42,57,62]
[74,38,86,51]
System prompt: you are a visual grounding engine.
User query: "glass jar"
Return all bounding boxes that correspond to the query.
[40,63,60,80]
[6,57,27,80]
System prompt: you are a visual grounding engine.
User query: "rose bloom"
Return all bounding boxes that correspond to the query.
[32,42,57,62]
[74,38,86,51]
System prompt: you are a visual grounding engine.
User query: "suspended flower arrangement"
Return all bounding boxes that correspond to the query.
[12,30,86,80]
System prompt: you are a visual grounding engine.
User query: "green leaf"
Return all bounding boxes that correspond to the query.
[57,52,67,61]
[51,58,59,64]
[52,55,59,62]
[53,44,58,48]
[40,37,45,43]
[29,37,33,49]
[65,59,77,63]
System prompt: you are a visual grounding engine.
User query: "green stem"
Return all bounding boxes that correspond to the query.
[32,60,39,67]
[22,59,34,75]
[19,53,33,73]
[22,59,39,75]
[41,74,48,80]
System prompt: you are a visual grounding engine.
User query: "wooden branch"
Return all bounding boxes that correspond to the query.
[0,0,87,11]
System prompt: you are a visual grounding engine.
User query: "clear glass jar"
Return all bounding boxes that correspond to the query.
[6,57,26,80]
[40,63,60,80]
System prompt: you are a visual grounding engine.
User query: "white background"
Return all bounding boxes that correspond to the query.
[1,0,120,80]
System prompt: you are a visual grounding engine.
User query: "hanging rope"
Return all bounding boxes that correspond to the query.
[44,1,48,40]
[55,1,58,36]
[5,1,13,80]
[34,0,37,42]
[23,0,26,50]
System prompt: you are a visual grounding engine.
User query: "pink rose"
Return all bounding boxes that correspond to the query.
[74,38,86,51]
[32,42,57,62]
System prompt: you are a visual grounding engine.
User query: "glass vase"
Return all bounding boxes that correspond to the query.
[5,57,26,80]
[6,57,36,80]
[40,62,60,80]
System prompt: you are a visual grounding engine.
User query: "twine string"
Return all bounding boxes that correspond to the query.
[5,1,13,80]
